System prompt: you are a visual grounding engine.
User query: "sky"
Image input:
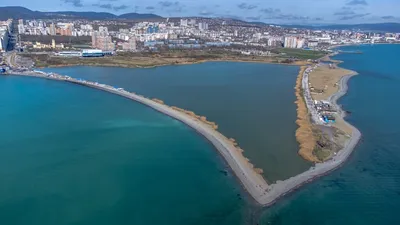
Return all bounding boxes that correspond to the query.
[1,0,399,24]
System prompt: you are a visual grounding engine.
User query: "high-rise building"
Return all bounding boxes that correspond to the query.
[284,36,299,48]
[49,23,56,36]
[296,38,305,49]
[180,19,188,27]
[122,37,137,51]
[17,24,24,34]
[189,19,196,26]
[198,22,208,31]
[18,19,23,25]
[92,29,115,51]
[0,28,9,52]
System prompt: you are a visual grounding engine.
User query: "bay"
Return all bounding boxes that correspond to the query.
[0,75,248,225]
[43,62,311,182]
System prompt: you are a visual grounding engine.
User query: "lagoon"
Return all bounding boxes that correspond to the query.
[44,62,311,182]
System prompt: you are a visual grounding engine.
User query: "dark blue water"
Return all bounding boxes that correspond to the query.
[43,62,311,182]
[259,44,400,224]
[0,76,249,225]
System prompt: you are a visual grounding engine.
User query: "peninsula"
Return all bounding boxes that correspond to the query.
[2,57,361,206]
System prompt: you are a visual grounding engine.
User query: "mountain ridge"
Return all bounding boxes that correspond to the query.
[1,6,399,32]
[0,6,163,20]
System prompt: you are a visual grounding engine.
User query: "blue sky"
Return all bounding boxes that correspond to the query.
[1,0,399,24]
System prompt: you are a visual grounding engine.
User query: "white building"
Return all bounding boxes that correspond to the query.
[122,37,137,51]
[198,22,208,31]
[284,36,298,48]
[180,19,188,27]
[18,24,25,34]
[296,38,305,48]
[0,29,9,52]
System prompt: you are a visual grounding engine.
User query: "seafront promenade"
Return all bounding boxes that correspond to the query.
[2,66,360,206]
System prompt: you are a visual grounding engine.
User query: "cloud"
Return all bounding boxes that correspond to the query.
[346,0,368,6]
[92,3,129,11]
[113,5,128,11]
[381,16,395,20]
[340,13,370,20]
[237,3,257,10]
[95,3,112,9]
[158,1,177,8]
[62,0,83,7]
[259,8,322,21]
[334,7,356,16]
[146,6,155,10]
[275,14,310,20]
[260,8,281,14]
[158,1,184,12]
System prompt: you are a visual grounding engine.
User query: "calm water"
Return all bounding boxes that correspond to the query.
[259,44,400,224]
[44,62,311,182]
[0,76,249,225]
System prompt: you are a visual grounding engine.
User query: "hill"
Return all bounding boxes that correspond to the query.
[0,6,162,20]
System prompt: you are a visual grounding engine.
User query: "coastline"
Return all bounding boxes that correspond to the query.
[2,50,360,206]
[4,72,271,205]
[256,65,361,205]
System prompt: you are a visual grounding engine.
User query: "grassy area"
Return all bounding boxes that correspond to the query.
[273,48,327,60]
[21,49,305,68]
[314,147,332,161]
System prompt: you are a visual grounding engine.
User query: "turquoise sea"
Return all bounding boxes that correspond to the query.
[0,76,248,225]
[259,44,400,224]
[3,44,400,225]
[43,62,311,182]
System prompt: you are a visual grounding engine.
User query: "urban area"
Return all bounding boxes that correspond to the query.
[1,17,400,61]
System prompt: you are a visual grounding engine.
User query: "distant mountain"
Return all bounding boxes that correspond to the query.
[250,21,400,33]
[118,13,162,20]
[0,6,42,19]
[45,11,117,20]
[0,6,162,20]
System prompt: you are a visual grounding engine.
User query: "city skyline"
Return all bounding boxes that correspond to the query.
[0,0,399,24]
